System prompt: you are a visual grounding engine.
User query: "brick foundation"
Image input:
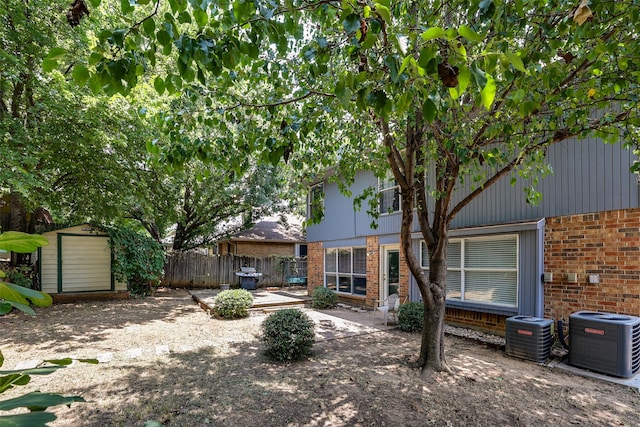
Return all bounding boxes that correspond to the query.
[544,209,640,321]
[445,308,508,336]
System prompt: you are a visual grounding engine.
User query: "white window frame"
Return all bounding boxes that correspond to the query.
[420,234,519,308]
[308,183,324,220]
[378,172,401,215]
[324,247,367,296]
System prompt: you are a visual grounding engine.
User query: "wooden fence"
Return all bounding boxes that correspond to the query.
[162,252,308,288]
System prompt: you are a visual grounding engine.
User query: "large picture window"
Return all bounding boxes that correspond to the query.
[325,247,367,296]
[421,235,518,307]
[379,173,400,214]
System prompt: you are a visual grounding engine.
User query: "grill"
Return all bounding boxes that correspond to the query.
[235,267,262,290]
[569,311,640,378]
[505,316,554,363]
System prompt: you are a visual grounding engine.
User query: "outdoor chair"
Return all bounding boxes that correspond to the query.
[373,293,403,326]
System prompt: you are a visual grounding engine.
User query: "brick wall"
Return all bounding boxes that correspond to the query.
[234,242,295,258]
[307,241,324,295]
[365,236,379,307]
[445,308,508,336]
[544,208,640,321]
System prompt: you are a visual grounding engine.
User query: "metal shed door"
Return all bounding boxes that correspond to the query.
[59,235,113,293]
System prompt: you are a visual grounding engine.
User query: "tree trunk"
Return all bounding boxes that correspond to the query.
[417,244,448,372]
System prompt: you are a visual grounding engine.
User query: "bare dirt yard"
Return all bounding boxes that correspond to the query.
[1,288,639,426]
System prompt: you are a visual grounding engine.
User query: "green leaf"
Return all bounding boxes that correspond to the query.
[72,65,90,85]
[342,13,361,33]
[45,48,66,61]
[505,52,527,73]
[0,299,35,316]
[0,232,48,253]
[0,282,52,308]
[0,392,85,412]
[374,4,391,24]
[458,25,483,43]
[0,302,10,314]
[0,411,57,426]
[153,76,165,94]
[142,18,156,37]
[481,74,496,109]
[422,98,437,123]
[42,59,57,73]
[421,27,445,41]
[194,9,208,27]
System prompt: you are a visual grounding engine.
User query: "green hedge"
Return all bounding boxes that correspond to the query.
[262,309,315,361]
[213,289,254,318]
[311,286,337,309]
[398,301,424,332]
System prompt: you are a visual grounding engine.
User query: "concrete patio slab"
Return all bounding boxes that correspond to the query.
[547,358,640,391]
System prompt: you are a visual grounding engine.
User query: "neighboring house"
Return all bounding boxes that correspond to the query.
[306,138,640,334]
[216,215,307,258]
[38,224,128,302]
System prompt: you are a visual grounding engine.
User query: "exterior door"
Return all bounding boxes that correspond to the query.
[380,245,400,301]
[59,234,113,293]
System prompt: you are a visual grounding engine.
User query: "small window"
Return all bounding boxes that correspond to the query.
[379,173,401,214]
[308,183,324,221]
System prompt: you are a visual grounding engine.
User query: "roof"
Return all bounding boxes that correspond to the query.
[227,215,305,243]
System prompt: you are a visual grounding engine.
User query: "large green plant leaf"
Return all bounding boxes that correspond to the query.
[0,301,34,316]
[0,411,57,427]
[0,392,85,411]
[0,283,52,308]
[0,232,48,254]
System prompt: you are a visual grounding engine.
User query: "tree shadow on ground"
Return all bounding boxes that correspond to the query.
[0,292,198,354]
[47,332,640,427]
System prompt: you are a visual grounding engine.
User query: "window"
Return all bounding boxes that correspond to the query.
[421,235,518,307]
[325,247,367,295]
[379,173,400,214]
[308,183,324,221]
[296,244,307,258]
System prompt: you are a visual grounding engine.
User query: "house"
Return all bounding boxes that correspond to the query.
[305,138,640,334]
[216,214,307,258]
[38,224,128,302]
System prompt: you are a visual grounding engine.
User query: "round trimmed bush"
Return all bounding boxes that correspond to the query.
[398,301,424,332]
[213,289,254,318]
[262,308,315,362]
[311,286,337,309]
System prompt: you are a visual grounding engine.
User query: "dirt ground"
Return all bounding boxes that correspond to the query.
[1,288,638,427]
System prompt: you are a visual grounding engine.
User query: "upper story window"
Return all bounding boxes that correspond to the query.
[379,173,401,214]
[308,183,324,221]
[421,234,518,308]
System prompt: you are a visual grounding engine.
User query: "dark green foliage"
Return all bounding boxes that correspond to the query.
[398,302,424,332]
[0,351,95,425]
[213,289,254,319]
[5,266,34,289]
[262,309,315,362]
[311,286,337,309]
[108,226,165,297]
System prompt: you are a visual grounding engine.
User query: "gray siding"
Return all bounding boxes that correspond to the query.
[409,221,545,317]
[308,138,638,243]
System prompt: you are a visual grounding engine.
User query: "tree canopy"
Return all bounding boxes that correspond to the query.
[65,0,640,370]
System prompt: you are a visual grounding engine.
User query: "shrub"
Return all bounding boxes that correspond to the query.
[262,309,315,362]
[311,286,337,309]
[108,226,165,297]
[213,289,254,318]
[398,302,424,332]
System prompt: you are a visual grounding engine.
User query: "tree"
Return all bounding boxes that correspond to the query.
[69,0,639,372]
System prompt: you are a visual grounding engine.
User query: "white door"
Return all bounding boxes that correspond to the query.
[60,235,112,292]
[380,245,400,301]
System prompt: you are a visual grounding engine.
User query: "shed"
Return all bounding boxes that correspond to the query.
[38,224,128,302]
